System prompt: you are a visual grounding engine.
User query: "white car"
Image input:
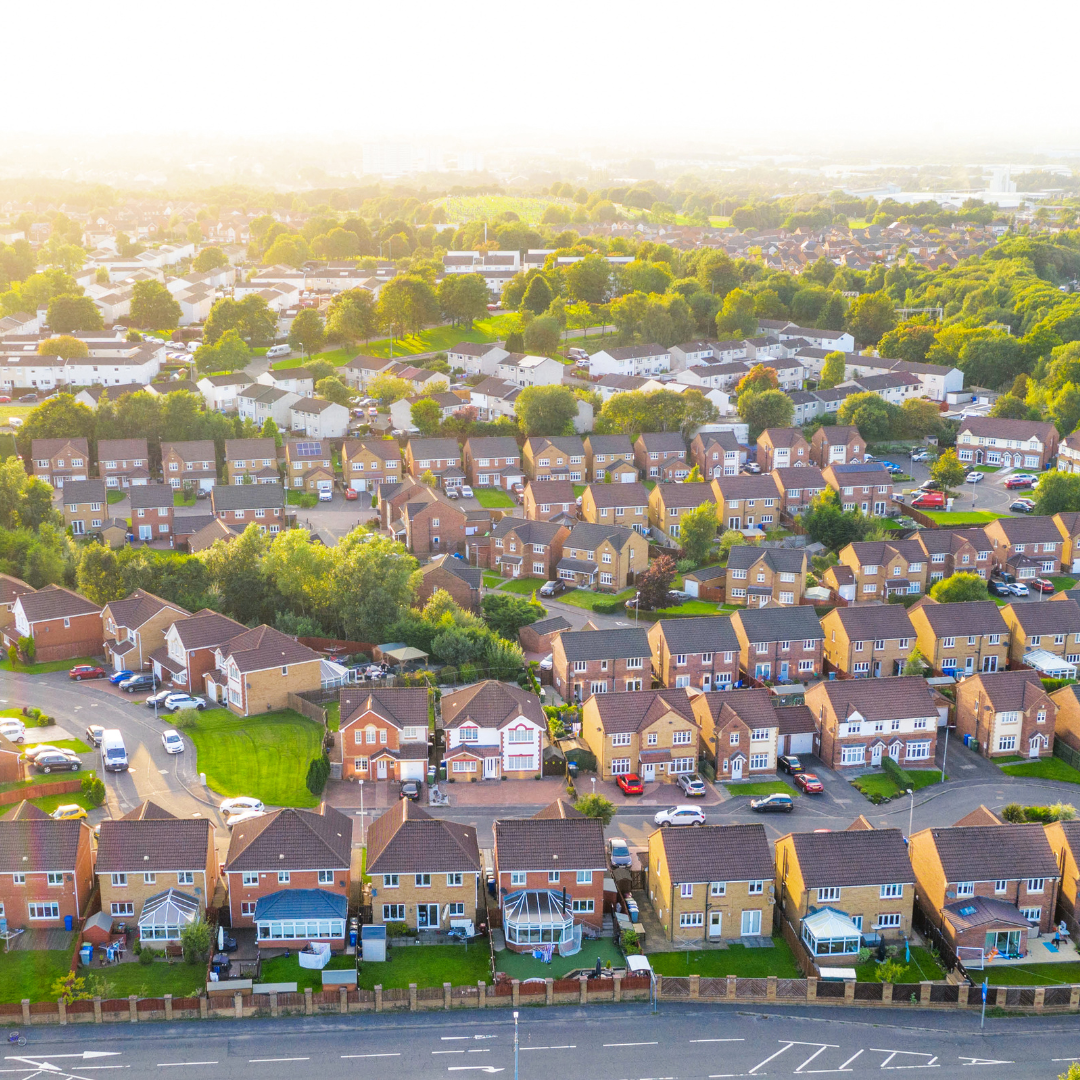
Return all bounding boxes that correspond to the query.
[219,796,265,815]
[0,720,26,743]
[460,485,474,498]
[7,417,22,428]
[965,471,983,483]
[225,807,266,829]
[163,694,205,712]
[1007,581,1030,596]
[653,805,706,827]
[161,729,184,754]
[318,489,333,502]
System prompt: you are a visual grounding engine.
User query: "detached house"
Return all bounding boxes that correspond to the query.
[551,627,652,702]
[404,437,465,491]
[161,440,217,491]
[648,615,740,692]
[523,436,585,483]
[956,417,1058,470]
[915,528,992,585]
[982,516,1063,579]
[490,517,568,581]
[337,686,430,783]
[648,481,716,539]
[151,608,245,692]
[284,439,335,495]
[210,482,284,534]
[224,438,279,485]
[757,428,810,471]
[342,437,401,493]
[810,425,865,467]
[838,538,928,601]
[30,437,89,489]
[730,604,824,683]
[821,602,917,678]
[580,481,650,534]
[367,800,481,933]
[635,432,688,481]
[224,805,352,948]
[691,688,781,781]
[581,688,699,784]
[556,522,647,591]
[96,438,150,489]
[3,585,102,663]
[129,484,174,546]
[724,546,807,607]
[101,589,189,673]
[441,680,547,780]
[954,668,1056,760]
[416,555,482,612]
[690,430,745,478]
[62,479,107,537]
[289,397,349,439]
[711,474,781,532]
[523,479,576,522]
[583,434,636,482]
[493,800,607,950]
[908,598,1010,676]
[461,436,523,490]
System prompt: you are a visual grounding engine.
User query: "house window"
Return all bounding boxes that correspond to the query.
[415,874,431,888]
[572,899,595,914]
[278,871,290,884]
[612,732,631,746]
[447,873,463,887]
[576,870,592,884]
[510,872,527,886]
[241,902,257,917]
[242,871,258,886]
[1020,907,1042,923]
[730,732,740,745]
[841,745,865,765]
[28,903,59,920]
[817,887,841,903]
[1028,878,1045,893]
[998,735,1017,752]
[143,873,156,886]
[318,870,334,885]
[111,902,134,917]
[548,871,560,884]
[710,882,726,897]
[680,883,694,899]
[995,880,1007,894]
[748,880,764,895]
[111,874,127,887]
[880,884,904,899]
[383,904,406,921]
[956,882,975,897]
[876,913,902,929]
[672,730,692,745]
[448,903,465,917]
[749,753,769,770]
[680,912,704,927]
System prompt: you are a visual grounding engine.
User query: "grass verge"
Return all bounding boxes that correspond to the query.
[921,510,1009,525]
[472,488,515,508]
[649,939,800,978]
[999,757,1080,784]
[557,588,635,611]
[723,780,796,797]
[0,656,103,675]
[850,769,944,801]
[1050,576,1077,592]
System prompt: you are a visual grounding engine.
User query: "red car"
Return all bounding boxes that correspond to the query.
[910,493,945,509]
[616,773,644,795]
[69,665,105,681]
[1005,476,1033,489]
[343,488,359,501]
[793,772,824,794]
[1032,578,1055,593]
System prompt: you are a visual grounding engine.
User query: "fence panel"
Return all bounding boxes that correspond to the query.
[29,1001,56,1015]
[699,977,727,998]
[1045,986,1073,1007]
[67,1000,94,1014]
[662,976,690,998]
[417,987,443,1002]
[383,988,408,1002]
[519,981,546,996]
[736,978,767,999]
[552,978,579,994]
[452,985,479,1004]
[777,979,807,1000]
[136,998,164,1013]
[815,981,845,999]
[854,982,882,1001]
[621,976,651,991]
[492,982,513,997]
[930,984,958,1004]
[173,997,200,1010]
[277,992,304,1010]
[892,983,920,1004]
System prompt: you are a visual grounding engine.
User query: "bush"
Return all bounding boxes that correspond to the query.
[180,919,211,965]
[305,753,331,796]
[621,928,641,954]
[875,958,907,984]
[1002,802,1026,823]
[675,558,696,574]
[882,754,915,789]
[385,921,411,938]
[80,774,105,808]
[1021,805,1054,823]
[172,708,200,730]
[138,946,156,966]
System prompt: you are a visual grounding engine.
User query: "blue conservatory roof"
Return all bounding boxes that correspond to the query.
[253,888,347,921]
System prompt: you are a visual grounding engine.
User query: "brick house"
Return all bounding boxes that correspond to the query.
[908,598,1010,676]
[1045,820,1080,937]
[690,430,744,479]
[522,436,586,483]
[151,608,245,691]
[223,806,352,947]
[648,481,716,540]
[580,481,650,534]
[648,824,774,943]
[62,479,107,538]
[1052,512,1080,575]
[757,427,810,472]
[404,437,465,490]
[415,554,482,612]
[30,437,89,489]
[771,466,826,518]
[0,810,95,929]
[337,686,430,783]
[955,417,1059,470]
[821,602,918,678]
[0,574,32,615]
[822,463,894,516]
[915,528,992,585]
[342,437,401,493]
[101,589,189,673]
[690,688,781,781]
[519,614,571,655]
[724,546,807,608]
[224,438,279,485]
[96,811,217,940]
[283,439,336,495]
[805,676,939,770]
[129,483,174,546]
[523,479,577,522]
[3,585,102,663]
[954,668,1056,760]
[982,516,1063,579]
[681,564,726,602]
[583,434,636,482]
[908,824,1060,950]
[366,800,481,932]
[161,440,217,491]
[648,615,740,692]
[210,482,285,534]
[96,438,150,489]
[775,829,915,961]
[555,522,647,591]
[810,425,865,467]
[581,688,699,784]
[490,518,568,580]
[837,539,928,601]
[634,432,687,481]
[711,474,782,532]
[384,481,475,558]
[1000,599,1080,668]
[1051,683,1080,759]
[461,436,523,489]
[493,800,607,950]
[551,626,652,702]
[204,624,323,716]
[730,604,824,683]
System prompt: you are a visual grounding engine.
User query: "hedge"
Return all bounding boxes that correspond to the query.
[882,754,915,789]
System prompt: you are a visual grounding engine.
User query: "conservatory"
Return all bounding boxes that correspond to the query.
[801,907,863,959]
[138,889,200,943]
[502,890,578,953]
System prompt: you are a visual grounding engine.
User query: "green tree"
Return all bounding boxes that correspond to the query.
[956,332,1025,390]
[80,773,105,807]
[565,255,612,304]
[715,287,756,338]
[1050,383,1080,435]
[929,572,990,604]
[194,328,250,374]
[521,274,555,316]
[819,350,846,389]
[799,490,874,551]
[878,322,938,363]
[315,376,352,406]
[1034,471,1080,516]
[204,295,276,346]
[196,524,270,624]
[180,919,212,965]
[377,275,439,338]
[480,593,546,640]
[76,544,124,605]
[129,280,181,330]
[930,448,967,498]
[261,417,282,447]
[326,288,379,343]
[523,315,560,357]
[369,374,414,406]
[287,309,325,357]
[677,501,718,565]
[573,794,616,827]
[410,397,442,437]
[437,273,490,328]
[901,398,944,440]
[738,389,794,440]
[305,753,331,796]
[718,529,757,561]
[514,385,578,436]
[330,531,419,643]
[17,394,95,455]
[193,247,228,272]
[46,294,103,333]
[837,392,902,441]
[37,335,88,360]
[990,394,1031,419]
[903,645,929,676]
[845,291,897,346]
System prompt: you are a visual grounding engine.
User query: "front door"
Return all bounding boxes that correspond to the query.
[741,909,761,936]
[965,656,975,674]
[871,743,883,766]
[417,904,439,930]
[982,655,998,673]
[138,525,152,540]
[376,758,388,779]
[779,661,789,681]
[731,757,743,780]
[642,763,655,782]
[484,756,499,778]
[709,911,723,939]
[1030,736,1042,758]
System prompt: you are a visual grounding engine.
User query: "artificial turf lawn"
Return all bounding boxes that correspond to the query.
[259,953,357,992]
[649,939,800,978]
[999,757,1080,784]
[850,769,945,800]
[472,487,515,508]
[495,936,625,980]
[185,708,325,808]
[355,943,491,989]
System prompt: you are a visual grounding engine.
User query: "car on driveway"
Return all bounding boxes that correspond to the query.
[1007,581,1030,596]
[23,744,72,761]
[163,694,205,712]
[911,492,945,509]
[777,754,803,774]
[84,725,105,747]
[539,579,568,597]
[220,796,265,815]
[1005,476,1033,489]
[460,485,474,498]
[33,751,81,774]
[145,689,174,710]
[793,773,824,794]
[607,836,633,867]
[750,793,794,813]
[161,729,184,754]
[965,471,984,483]
[676,774,707,797]
[988,580,1011,597]
[344,487,358,501]
[1032,578,1055,594]
[317,490,333,502]
[51,804,87,820]
[120,673,157,693]
[616,773,644,795]
[919,479,943,491]
[653,806,706,827]
[70,665,106,681]
[399,780,421,801]
[108,669,134,684]
[909,450,931,463]
[1010,500,1034,513]
[0,720,25,743]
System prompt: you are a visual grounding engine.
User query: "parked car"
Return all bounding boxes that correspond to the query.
[511,483,525,502]
[51,804,87,820]
[107,669,134,684]
[161,729,184,754]
[399,780,421,801]
[911,492,945,509]
[742,463,761,474]
[1032,578,1055,594]
[777,754,803,774]
[1012,497,1036,509]
[344,487,359,501]
[988,580,1012,597]
[1012,472,1039,483]
[460,485,474,498]
[965,471,984,483]
[70,665,106,681]
[1005,476,1033,489]
[539,579,568,597]
[607,836,633,867]
[909,451,931,463]
[224,808,265,829]
[991,568,1016,582]
[676,774,707,797]
[750,793,794,813]
[793,773,824,794]
[0,720,25,743]
[219,796,265,815]
[163,694,205,712]
[23,744,73,761]
[1007,582,1030,596]
[318,489,333,502]
[653,806,706,827]
[120,673,157,693]
[145,689,174,710]
[616,773,644,795]
[919,479,943,491]
[84,725,105,747]
[33,752,81,773]
[879,461,901,472]
[444,487,459,499]
[1010,501,1035,513]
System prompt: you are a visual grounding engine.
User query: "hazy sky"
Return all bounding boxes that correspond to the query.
[10,0,1080,150]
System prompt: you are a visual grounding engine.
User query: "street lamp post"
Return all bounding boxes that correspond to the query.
[940,724,950,784]
[513,1010,519,1080]
[906,787,914,838]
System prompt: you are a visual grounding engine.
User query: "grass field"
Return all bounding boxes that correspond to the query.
[921,510,1009,525]
[472,487,515,508]
[851,769,944,801]
[0,941,75,1003]
[649,939,800,979]
[259,953,357,993]
[855,946,947,983]
[185,707,325,808]
[444,195,569,225]
[999,757,1080,784]
[0,656,102,675]
[723,780,796,797]
[0,405,42,429]
[983,960,1080,985]
[557,588,635,611]
[357,943,490,990]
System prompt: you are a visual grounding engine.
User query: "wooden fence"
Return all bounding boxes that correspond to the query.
[0,778,83,807]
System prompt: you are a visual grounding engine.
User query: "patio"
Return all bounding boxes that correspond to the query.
[494,934,625,980]
[981,933,1080,968]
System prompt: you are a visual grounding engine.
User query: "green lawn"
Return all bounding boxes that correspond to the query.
[358,943,490,989]
[572,485,586,498]
[0,655,102,675]
[723,780,796,797]
[649,939,800,979]
[185,708,326,808]
[921,510,1009,525]
[557,588,635,611]
[649,600,723,617]
[482,572,505,589]
[286,491,318,507]
[326,701,340,732]
[1000,757,1080,784]
[473,488,515,508]
[495,936,624,981]
[983,961,1080,985]
[172,490,197,507]
[25,738,93,755]
[91,959,207,999]
[30,783,100,816]
[106,490,125,504]
[855,946,947,983]
[1050,576,1077,592]
[497,577,546,596]
[851,769,944,801]
[0,943,75,1002]
[972,464,1001,473]
[259,953,357,993]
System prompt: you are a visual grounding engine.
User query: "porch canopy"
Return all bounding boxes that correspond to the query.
[801,907,863,958]
[138,888,200,943]
[502,889,574,948]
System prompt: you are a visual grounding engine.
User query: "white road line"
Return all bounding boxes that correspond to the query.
[157,1064,219,1069]
[748,1043,802,1076]
[248,1060,309,1064]
[803,1050,864,1074]
[957,1060,1013,1067]
[692,1040,745,1044]
[520,1047,576,1052]
[341,1055,401,1060]
[794,1046,839,1073]
[871,1050,938,1070]
[433,1052,466,1056]
[604,1043,659,1048]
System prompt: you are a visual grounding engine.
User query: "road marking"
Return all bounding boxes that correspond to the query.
[157,1064,219,1069]
[248,1059,309,1064]
[520,1047,575,1052]
[958,1061,1013,1067]
[7,1056,121,1063]
[446,1069,503,1074]
[604,1043,658,1048]
[341,1055,401,1060]
[692,1040,745,1044]
[794,1045,839,1073]
[803,1050,864,1074]
[871,1050,938,1070]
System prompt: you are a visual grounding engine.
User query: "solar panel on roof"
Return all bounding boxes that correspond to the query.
[296,441,321,456]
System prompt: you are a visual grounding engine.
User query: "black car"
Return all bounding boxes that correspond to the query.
[120,673,157,693]
[777,754,803,775]
[84,725,105,747]
[539,580,568,597]
[750,793,794,813]
[399,780,421,801]
[1010,501,1034,514]
[988,580,1011,597]
[33,752,81,774]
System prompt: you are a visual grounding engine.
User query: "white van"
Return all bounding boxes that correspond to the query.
[100,729,128,772]
[266,344,291,359]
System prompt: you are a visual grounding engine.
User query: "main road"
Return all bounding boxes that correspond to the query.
[3,1003,1077,1080]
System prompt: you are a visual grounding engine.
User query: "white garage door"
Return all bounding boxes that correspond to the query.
[788,733,814,756]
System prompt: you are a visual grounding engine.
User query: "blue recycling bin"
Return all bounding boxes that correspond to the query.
[64,915,73,932]
[79,944,93,967]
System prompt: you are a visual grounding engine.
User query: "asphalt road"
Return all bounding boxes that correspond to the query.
[5,1004,1080,1079]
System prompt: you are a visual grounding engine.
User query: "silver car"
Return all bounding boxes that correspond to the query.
[607,837,632,867]
[677,774,707,797]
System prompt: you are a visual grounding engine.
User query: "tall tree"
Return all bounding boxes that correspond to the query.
[326,288,379,343]
[521,274,555,316]
[377,276,439,338]
[514,385,578,436]
[818,350,846,389]
[845,291,897,346]
[287,309,326,357]
[129,280,181,330]
[929,448,967,498]
[410,397,442,436]
[193,247,228,272]
[678,502,718,566]
[330,531,419,642]
[37,336,88,360]
[929,572,990,604]
[737,390,794,440]
[715,288,756,338]
[46,294,103,333]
